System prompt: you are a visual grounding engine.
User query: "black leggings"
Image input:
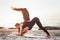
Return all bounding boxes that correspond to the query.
[22,17,50,35]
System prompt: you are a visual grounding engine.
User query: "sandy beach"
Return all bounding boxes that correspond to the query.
[0,28,60,40]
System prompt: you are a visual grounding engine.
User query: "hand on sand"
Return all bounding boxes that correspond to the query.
[16,33,24,36]
[16,33,21,36]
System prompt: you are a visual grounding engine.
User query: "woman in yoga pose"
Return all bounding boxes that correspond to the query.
[12,7,50,37]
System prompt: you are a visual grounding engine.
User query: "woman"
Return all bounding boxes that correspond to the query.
[12,7,50,36]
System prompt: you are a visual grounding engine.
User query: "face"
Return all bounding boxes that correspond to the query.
[15,25,20,29]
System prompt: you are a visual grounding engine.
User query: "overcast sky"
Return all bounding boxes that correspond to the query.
[0,0,60,28]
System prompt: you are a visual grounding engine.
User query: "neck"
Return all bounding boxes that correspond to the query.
[18,28,20,33]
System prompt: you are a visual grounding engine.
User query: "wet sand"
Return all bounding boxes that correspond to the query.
[0,29,60,40]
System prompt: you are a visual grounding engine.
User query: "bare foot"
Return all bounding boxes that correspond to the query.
[46,35,51,38]
[11,7,16,10]
[11,7,25,11]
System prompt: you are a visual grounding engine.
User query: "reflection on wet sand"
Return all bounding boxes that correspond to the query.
[0,28,60,40]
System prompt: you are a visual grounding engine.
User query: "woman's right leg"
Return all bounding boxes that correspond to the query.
[27,17,43,30]
[27,17,50,35]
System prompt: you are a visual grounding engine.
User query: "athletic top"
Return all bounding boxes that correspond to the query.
[22,21,30,30]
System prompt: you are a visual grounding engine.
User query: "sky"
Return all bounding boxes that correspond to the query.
[0,0,60,29]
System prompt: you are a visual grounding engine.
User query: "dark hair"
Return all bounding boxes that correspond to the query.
[15,23,20,26]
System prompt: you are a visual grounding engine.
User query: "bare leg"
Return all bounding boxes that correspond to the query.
[11,7,30,21]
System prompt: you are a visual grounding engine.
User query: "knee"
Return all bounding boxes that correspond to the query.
[33,17,39,20]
